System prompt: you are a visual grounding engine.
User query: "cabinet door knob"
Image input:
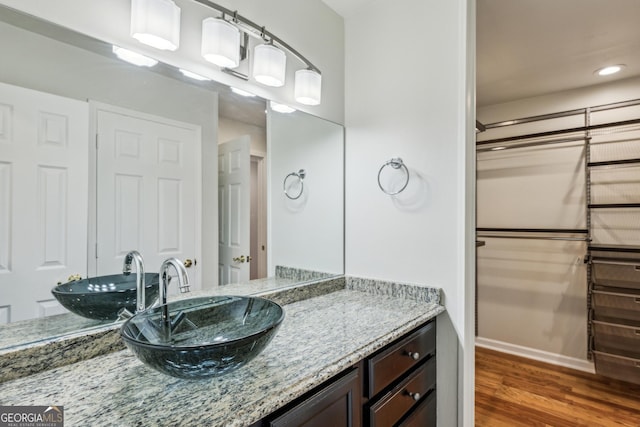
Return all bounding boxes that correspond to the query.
[406,391,421,401]
[406,351,420,360]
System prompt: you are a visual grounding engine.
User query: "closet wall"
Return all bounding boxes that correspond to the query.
[476,76,640,369]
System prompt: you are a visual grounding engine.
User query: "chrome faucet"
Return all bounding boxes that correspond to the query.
[159,258,190,340]
[123,250,146,314]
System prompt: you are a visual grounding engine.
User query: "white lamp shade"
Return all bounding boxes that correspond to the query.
[294,69,322,105]
[112,46,158,67]
[253,44,287,87]
[201,18,241,68]
[130,0,180,51]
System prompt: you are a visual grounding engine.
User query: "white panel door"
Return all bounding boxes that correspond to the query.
[0,82,88,323]
[94,106,200,292]
[218,136,251,285]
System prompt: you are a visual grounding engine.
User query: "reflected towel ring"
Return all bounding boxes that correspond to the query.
[284,169,306,200]
[378,158,409,195]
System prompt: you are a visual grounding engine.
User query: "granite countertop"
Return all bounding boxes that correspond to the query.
[0,283,444,427]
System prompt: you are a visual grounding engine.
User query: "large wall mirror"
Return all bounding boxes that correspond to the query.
[0,5,344,349]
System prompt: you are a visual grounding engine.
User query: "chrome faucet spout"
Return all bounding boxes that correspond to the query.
[159,258,190,341]
[123,250,146,313]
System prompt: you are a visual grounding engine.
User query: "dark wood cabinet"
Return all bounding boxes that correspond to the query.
[266,367,361,427]
[262,318,437,427]
[365,320,436,427]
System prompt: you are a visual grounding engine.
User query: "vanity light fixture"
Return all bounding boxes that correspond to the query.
[230,87,256,97]
[179,68,211,81]
[294,69,322,105]
[595,64,625,76]
[253,43,287,87]
[112,46,158,67]
[201,17,241,68]
[270,101,296,114]
[130,0,181,51]
[193,0,322,105]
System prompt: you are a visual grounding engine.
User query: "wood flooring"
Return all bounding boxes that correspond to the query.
[475,347,640,427]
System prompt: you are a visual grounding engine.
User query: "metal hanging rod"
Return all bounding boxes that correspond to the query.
[192,0,321,73]
[477,228,588,233]
[476,228,589,242]
[477,117,640,146]
[482,98,640,130]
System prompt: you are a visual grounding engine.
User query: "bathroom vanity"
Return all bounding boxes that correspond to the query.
[0,277,443,426]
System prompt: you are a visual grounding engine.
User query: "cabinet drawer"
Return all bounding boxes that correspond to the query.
[398,387,436,427]
[592,319,640,358]
[592,262,640,289]
[593,350,640,385]
[368,357,436,427]
[592,287,640,322]
[367,320,435,398]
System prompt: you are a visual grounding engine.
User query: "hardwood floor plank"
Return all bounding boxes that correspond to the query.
[475,347,640,426]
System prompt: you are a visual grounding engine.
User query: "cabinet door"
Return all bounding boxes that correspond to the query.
[268,367,361,427]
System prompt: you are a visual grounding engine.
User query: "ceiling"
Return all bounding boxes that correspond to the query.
[322,0,640,108]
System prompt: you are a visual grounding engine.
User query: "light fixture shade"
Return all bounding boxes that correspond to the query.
[130,0,181,51]
[201,18,241,68]
[112,46,158,67]
[253,44,287,87]
[294,69,322,105]
[270,101,296,114]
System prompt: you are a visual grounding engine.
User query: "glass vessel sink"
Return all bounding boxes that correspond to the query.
[120,296,285,379]
[51,273,160,321]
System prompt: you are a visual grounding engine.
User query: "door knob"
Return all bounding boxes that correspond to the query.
[184,259,195,268]
[233,255,246,263]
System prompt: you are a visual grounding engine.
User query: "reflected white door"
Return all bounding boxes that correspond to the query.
[219,136,250,285]
[94,105,200,292]
[0,82,88,323]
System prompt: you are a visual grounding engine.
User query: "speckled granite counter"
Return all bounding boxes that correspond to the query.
[0,281,443,427]
[0,276,344,383]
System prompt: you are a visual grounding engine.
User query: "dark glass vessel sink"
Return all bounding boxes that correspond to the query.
[120,296,285,379]
[51,273,160,321]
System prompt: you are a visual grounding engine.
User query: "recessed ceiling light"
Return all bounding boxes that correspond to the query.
[179,69,210,81]
[595,65,625,76]
[112,46,158,67]
[230,87,255,97]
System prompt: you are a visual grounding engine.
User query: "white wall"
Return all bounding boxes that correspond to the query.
[0,0,344,124]
[268,110,344,275]
[218,116,266,154]
[476,76,640,369]
[344,0,474,425]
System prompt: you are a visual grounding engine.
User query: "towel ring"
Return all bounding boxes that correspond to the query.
[378,158,409,195]
[284,169,306,200]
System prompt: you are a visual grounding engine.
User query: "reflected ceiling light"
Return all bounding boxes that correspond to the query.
[595,65,625,76]
[270,101,296,114]
[130,0,181,51]
[230,87,255,97]
[253,44,287,87]
[294,69,322,106]
[201,17,241,68]
[179,69,210,81]
[112,46,158,67]
[490,146,506,151]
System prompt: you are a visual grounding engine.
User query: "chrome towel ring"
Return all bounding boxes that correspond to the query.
[284,169,306,200]
[378,158,409,195]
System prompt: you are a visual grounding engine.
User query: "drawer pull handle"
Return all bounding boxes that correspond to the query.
[636,362,640,369]
[406,391,421,401]
[406,351,420,360]
[635,298,640,304]
[636,266,640,271]
[636,330,640,336]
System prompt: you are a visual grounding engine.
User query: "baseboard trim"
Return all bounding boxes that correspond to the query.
[475,337,595,374]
